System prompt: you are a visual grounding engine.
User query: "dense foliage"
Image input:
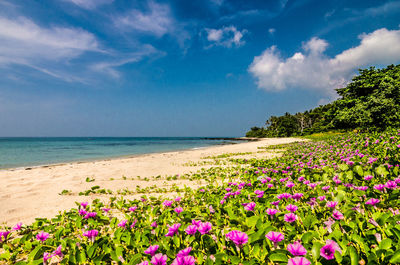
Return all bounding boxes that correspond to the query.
[1,129,400,264]
[246,64,400,137]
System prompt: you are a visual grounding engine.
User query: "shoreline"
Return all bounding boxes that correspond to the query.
[0,137,258,171]
[0,137,302,226]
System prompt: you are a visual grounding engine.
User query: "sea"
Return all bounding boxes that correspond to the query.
[0,137,243,169]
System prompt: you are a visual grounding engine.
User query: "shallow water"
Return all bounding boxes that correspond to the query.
[0,137,240,169]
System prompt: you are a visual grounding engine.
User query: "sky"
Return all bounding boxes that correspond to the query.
[0,0,400,137]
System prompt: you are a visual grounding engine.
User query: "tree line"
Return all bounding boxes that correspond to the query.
[246,64,400,137]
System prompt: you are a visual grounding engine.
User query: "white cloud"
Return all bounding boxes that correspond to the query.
[249,28,400,96]
[114,1,173,37]
[268,28,276,35]
[0,16,99,66]
[62,0,113,9]
[205,26,247,48]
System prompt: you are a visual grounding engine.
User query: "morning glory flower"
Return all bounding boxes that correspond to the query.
[151,253,168,265]
[36,231,50,242]
[144,245,159,256]
[225,230,248,246]
[287,241,307,256]
[320,240,341,260]
[288,257,311,265]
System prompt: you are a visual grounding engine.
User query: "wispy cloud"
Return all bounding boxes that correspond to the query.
[62,0,114,10]
[114,1,174,37]
[205,26,247,48]
[249,27,400,96]
[90,45,163,78]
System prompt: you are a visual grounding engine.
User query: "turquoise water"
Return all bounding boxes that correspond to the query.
[0,137,241,169]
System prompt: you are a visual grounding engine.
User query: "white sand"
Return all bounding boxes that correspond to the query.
[0,137,303,226]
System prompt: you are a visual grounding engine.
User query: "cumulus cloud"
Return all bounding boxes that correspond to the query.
[0,16,99,66]
[205,26,247,48]
[114,1,173,37]
[249,28,400,96]
[62,0,114,9]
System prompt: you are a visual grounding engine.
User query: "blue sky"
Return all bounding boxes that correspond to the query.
[0,0,400,136]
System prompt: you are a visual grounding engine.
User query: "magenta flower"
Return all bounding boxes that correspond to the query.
[174,207,184,214]
[80,202,89,208]
[198,222,212,235]
[83,229,99,242]
[225,230,248,246]
[138,261,149,265]
[185,225,197,235]
[151,221,158,228]
[286,204,298,213]
[385,181,397,189]
[271,200,280,206]
[0,231,10,242]
[254,190,264,198]
[244,202,256,211]
[286,182,295,188]
[144,245,159,256]
[374,184,385,191]
[324,218,335,233]
[43,252,52,263]
[84,212,97,219]
[326,201,338,208]
[192,220,202,227]
[163,200,173,207]
[322,186,330,191]
[129,206,138,212]
[365,198,380,206]
[175,196,182,202]
[53,245,63,257]
[171,256,195,265]
[131,219,137,229]
[318,196,326,201]
[266,231,284,245]
[79,209,87,216]
[266,208,278,216]
[118,220,128,228]
[287,241,307,256]
[177,247,192,257]
[165,223,181,237]
[151,253,168,265]
[12,222,22,231]
[332,210,344,220]
[292,193,303,201]
[102,208,111,212]
[364,175,374,181]
[320,240,341,260]
[284,213,297,223]
[36,231,50,242]
[288,257,311,265]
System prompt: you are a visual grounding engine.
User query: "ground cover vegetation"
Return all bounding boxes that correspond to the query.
[1,129,400,264]
[246,64,400,137]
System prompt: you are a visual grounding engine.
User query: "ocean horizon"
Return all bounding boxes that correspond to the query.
[0,137,243,169]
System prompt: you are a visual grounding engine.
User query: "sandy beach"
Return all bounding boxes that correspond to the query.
[0,137,303,226]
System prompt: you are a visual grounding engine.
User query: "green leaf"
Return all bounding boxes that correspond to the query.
[338,164,349,171]
[379,238,392,250]
[348,246,359,265]
[390,250,400,263]
[353,165,364,177]
[269,253,288,262]
[312,242,323,260]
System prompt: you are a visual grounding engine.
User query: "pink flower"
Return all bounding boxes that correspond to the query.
[292,193,303,201]
[271,200,280,206]
[374,184,385,191]
[138,262,149,265]
[266,208,278,216]
[185,225,198,235]
[174,207,184,214]
[12,222,22,231]
[365,198,380,206]
[385,181,397,189]
[79,209,87,216]
[322,186,330,191]
[320,240,341,260]
[151,253,168,265]
[52,245,63,258]
[177,247,192,257]
[198,222,212,235]
[0,231,10,242]
[165,223,181,237]
[284,213,297,223]
[226,230,248,246]
[118,220,128,228]
[102,208,111,212]
[287,242,307,256]
[80,202,89,208]
[318,196,326,201]
[286,204,298,213]
[254,190,264,198]
[83,229,99,242]
[244,202,256,211]
[84,212,97,219]
[144,245,159,256]
[43,252,52,263]
[171,256,195,265]
[326,201,338,208]
[36,231,50,242]
[175,197,182,202]
[364,175,374,181]
[288,257,311,265]
[151,221,158,228]
[266,231,284,244]
[332,210,344,220]
[129,206,138,212]
[192,220,202,227]
[286,182,295,188]
[163,200,173,207]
